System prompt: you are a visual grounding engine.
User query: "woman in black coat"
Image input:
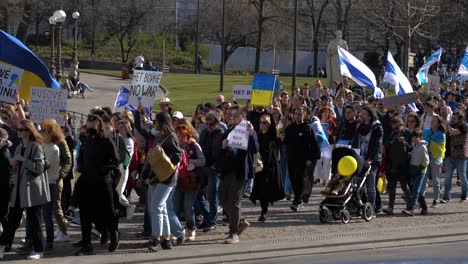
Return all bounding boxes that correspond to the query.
[250,114,284,222]
[0,128,12,233]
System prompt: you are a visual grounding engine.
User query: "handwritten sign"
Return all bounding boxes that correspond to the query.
[427,74,440,95]
[128,70,164,107]
[227,120,249,150]
[0,64,23,104]
[30,87,68,125]
[383,92,418,108]
[232,85,252,99]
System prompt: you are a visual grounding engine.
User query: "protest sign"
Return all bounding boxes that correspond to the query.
[250,74,276,106]
[427,74,440,95]
[232,85,252,99]
[383,92,418,108]
[0,64,23,104]
[227,120,249,150]
[128,70,164,107]
[30,87,68,125]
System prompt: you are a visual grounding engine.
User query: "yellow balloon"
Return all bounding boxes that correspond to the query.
[337,155,358,177]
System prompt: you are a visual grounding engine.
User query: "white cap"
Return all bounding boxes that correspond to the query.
[172,111,183,119]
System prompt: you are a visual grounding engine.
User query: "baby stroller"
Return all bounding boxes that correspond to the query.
[318,147,374,224]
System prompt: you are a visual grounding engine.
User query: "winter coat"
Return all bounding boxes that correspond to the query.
[352,120,383,164]
[221,127,258,181]
[10,142,50,208]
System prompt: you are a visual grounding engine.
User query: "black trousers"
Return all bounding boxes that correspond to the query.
[301,161,317,203]
[78,178,118,245]
[387,171,411,209]
[288,163,306,205]
[0,205,44,252]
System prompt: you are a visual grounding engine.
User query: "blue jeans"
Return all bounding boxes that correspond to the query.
[245,178,254,194]
[444,157,468,200]
[173,188,197,229]
[424,156,442,201]
[166,188,185,238]
[148,183,173,238]
[281,145,293,194]
[42,183,57,243]
[361,163,379,209]
[409,167,427,208]
[197,167,220,226]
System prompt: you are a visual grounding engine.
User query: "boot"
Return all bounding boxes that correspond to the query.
[420,199,428,216]
[382,207,394,215]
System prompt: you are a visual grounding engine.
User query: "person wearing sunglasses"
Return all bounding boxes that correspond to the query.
[0,120,50,260]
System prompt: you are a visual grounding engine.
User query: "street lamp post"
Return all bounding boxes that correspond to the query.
[220,0,225,92]
[72,12,80,68]
[194,0,200,74]
[53,10,66,81]
[48,16,56,77]
[292,0,298,93]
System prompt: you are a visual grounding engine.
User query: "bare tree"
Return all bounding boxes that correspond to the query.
[301,0,330,77]
[361,0,440,74]
[200,0,257,68]
[330,0,354,40]
[102,0,158,62]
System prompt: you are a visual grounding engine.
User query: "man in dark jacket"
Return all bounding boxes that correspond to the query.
[197,112,225,232]
[336,105,357,144]
[220,108,258,244]
[352,106,383,212]
[283,107,321,211]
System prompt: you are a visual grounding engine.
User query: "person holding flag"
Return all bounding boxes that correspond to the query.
[416,48,442,85]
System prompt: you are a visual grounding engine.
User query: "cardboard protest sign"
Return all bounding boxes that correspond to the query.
[227,120,249,150]
[383,92,418,108]
[250,74,276,106]
[232,85,252,99]
[128,70,164,107]
[30,87,68,125]
[0,64,23,104]
[427,74,440,95]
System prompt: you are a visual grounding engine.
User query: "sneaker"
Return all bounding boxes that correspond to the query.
[26,251,43,260]
[161,239,173,250]
[402,209,415,216]
[126,205,136,221]
[202,225,216,232]
[147,239,161,252]
[224,234,239,244]
[290,203,303,212]
[440,199,449,204]
[55,231,71,242]
[75,245,94,256]
[382,207,394,215]
[186,229,196,242]
[432,200,439,208]
[0,245,5,259]
[258,214,266,222]
[238,219,250,236]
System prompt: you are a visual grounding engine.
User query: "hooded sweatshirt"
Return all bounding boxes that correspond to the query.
[410,140,429,168]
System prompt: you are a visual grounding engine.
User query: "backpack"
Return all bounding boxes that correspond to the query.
[178,149,189,178]
[177,142,201,193]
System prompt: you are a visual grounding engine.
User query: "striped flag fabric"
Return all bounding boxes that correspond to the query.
[383,51,417,111]
[338,46,377,92]
[310,117,331,159]
[458,46,468,77]
[114,85,130,108]
[416,48,442,85]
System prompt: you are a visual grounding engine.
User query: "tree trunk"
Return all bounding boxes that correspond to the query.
[35,18,40,48]
[91,0,96,56]
[16,1,33,42]
[254,3,264,73]
[118,35,125,63]
[312,37,319,77]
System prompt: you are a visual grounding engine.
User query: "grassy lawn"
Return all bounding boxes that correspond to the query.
[81,69,325,113]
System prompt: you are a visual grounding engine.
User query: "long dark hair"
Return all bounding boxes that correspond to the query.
[362,105,377,123]
[434,115,447,133]
[86,114,107,139]
[20,119,43,144]
[155,112,175,135]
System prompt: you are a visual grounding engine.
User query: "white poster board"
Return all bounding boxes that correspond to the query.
[227,120,249,150]
[232,85,252,99]
[427,74,440,95]
[128,70,163,107]
[0,64,24,104]
[30,87,68,125]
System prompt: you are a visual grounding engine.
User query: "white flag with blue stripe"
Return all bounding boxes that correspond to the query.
[383,51,417,111]
[416,48,442,85]
[458,46,468,77]
[338,46,377,91]
[310,117,331,159]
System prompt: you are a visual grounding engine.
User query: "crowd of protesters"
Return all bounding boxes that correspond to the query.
[0,74,467,260]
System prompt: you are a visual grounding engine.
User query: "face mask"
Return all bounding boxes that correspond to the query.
[151,128,158,136]
[86,128,97,136]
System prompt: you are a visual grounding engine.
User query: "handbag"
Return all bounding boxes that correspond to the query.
[144,134,177,184]
[254,153,263,173]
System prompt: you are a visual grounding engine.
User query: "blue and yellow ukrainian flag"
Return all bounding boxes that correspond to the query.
[0,29,60,102]
[250,73,276,107]
[423,128,446,159]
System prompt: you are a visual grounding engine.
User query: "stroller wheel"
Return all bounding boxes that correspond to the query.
[362,203,374,222]
[341,210,351,224]
[319,208,330,223]
[332,211,342,220]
